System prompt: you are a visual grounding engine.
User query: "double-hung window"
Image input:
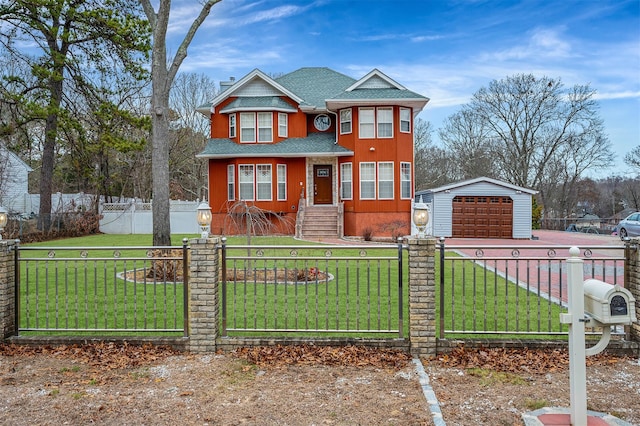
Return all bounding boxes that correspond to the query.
[256,164,272,200]
[377,107,393,138]
[400,162,412,199]
[229,113,236,138]
[360,162,376,200]
[340,163,352,200]
[227,165,235,200]
[257,112,272,142]
[400,108,411,133]
[277,164,287,200]
[278,113,287,138]
[378,162,394,199]
[240,113,255,142]
[239,165,254,200]
[340,108,352,134]
[359,108,375,138]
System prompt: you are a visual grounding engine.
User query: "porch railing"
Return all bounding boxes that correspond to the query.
[15,240,189,335]
[221,240,406,337]
[438,240,626,337]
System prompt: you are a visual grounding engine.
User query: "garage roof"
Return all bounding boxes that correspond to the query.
[422,176,538,195]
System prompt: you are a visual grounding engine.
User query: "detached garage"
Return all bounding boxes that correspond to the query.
[415,177,538,239]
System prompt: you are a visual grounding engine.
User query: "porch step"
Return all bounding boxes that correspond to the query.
[301,206,339,238]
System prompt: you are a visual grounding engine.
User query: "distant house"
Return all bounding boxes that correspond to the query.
[0,146,32,214]
[197,67,429,238]
[415,177,538,239]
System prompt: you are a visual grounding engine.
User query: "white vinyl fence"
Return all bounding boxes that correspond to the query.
[100,200,201,234]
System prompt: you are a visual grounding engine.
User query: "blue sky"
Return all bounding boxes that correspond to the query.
[167,0,640,178]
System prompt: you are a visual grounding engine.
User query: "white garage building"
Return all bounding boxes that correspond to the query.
[415,177,538,239]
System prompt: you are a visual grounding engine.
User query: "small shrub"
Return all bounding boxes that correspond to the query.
[362,227,374,241]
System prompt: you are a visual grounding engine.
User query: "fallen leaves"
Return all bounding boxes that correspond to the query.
[233,344,412,369]
[433,345,626,375]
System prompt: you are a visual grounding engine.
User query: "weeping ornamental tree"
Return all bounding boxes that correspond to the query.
[0,0,150,230]
[442,74,614,218]
[139,0,222,246]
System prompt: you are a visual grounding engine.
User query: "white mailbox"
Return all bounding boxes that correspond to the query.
[583,279,636,326]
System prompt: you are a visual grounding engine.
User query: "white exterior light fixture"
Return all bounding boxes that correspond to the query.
[0,206,7,240]
[413,196,429,237]
[196,201,212,238]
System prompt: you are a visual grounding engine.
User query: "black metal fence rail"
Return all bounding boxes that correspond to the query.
[221,241,405,337]
[438,241,625,337]
[16,241,189,335]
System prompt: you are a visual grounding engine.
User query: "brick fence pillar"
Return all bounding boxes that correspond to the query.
[188,237,220,353]
[626,238,640,342]
[407,237,437,357]
[0,240,17,339]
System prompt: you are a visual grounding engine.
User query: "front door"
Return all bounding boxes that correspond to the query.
[313,165,333,204]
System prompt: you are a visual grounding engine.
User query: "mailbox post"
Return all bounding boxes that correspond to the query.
[559,247,587,426]
[559,247,637,425]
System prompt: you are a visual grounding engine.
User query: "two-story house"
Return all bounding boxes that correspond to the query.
[197,67,429,238]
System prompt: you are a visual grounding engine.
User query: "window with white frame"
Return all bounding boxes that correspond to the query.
[340,162,352,200]
[358,108,375,138]
[227,164,235,200]
[239,164,254,200]
[400,162,412,199]
[278,113,288,138]
[229,113,236,138]
[378,162,394,199]
[360,162,376,199]
[277,164,287,200]
[257,112,272,142]
[377,107,393,138]
[256,164,272,200]
[340,108,352,134]
[240,112,255,142]
[400,108,411,133]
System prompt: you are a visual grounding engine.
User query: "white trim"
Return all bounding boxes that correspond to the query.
[345,68,407,92]
[278,113,288,138]
[238,164,255,200]
[359,162,376,200]
[339,108,352,135]
[229,113,236,138]
[428,176,538,195]
[378,162,394,200]
[400,107,411,133]
[400,162,412,199]
[227,164,235,201]
[256,164,272,201]
[277,164,287,201]
[340,162,353,200]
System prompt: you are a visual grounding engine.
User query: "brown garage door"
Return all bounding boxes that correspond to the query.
[452,196,513,238]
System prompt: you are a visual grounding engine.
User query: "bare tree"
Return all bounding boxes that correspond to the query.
[439,74,614,218]
[413,118,452,190]
[625,145,640,174]
[139,0,221,246]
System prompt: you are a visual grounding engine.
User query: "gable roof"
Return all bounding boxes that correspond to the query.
[425,177,538,195]
[197,67,429,116]
[0,146,32,172]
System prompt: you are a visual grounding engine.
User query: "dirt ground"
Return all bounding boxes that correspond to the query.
[1,343,639,426]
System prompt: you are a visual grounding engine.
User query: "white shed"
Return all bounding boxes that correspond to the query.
[0,147,33,214]
[416,177,538,239]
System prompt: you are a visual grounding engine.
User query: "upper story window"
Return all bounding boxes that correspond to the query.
[400,108,411,133]
[278,113,288,138]
[358,107,393,139]
[340,108,352,134]
[229,113,236,138]
[377,107,393,138]
[359,108,375,138]
[240,112,273,143]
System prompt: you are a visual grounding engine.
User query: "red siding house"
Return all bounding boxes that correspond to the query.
[197,67,429,238]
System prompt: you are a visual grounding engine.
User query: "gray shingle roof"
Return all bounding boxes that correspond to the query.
[197,132,353,159]
[220,96,297,112]
[275,68,356,110]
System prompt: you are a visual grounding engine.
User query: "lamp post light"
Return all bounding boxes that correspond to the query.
[412,199,429,237]
[0,206,7,240]
[196,201,212,238]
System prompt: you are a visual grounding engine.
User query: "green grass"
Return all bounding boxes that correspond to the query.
[437,255,566,338]
[16,233,567,340]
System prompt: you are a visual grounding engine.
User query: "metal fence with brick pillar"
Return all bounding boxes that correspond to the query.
[188,237,220,353]
[626,239,640,342]
[407,237,437,357]
[0,240,17,339]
